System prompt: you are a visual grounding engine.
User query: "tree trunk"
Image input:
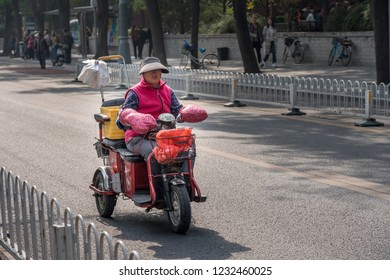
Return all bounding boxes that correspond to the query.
[12,0,23,57]
[28,0,46,32]
[232,0,260,73]
[371,1,389,84]
[57,0,70,44]
[145,0,168,66]
[222,0,227,15]
[190,0,200,69]
[94,0,109,58]
[2,5,14,56]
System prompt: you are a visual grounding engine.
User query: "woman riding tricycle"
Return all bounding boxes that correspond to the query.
[89,57,207,234]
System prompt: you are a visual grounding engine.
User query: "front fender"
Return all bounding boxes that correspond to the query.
[170,177,186,186]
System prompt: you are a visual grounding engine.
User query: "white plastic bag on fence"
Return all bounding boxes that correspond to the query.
[78,59,110,89]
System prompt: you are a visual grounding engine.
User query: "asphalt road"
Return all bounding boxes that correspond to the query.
[0,57,389,260]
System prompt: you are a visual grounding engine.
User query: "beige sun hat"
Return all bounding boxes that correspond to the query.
[139,57,169,75]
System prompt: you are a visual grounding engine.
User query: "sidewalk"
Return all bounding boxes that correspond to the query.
[164,58,377,84]
[1,54,377,84]
[85,54,378,84]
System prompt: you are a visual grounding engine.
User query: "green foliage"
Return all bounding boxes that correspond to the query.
[343,1,372,31]
[325,1,372,32]
[131,0,146,12]
[159,0,190,33]
[275,15,284,23]
[205,13,235,34]
[325,5,348,32]
[70,0,90,6]
[200,1,223,24]
[159,0,231,34]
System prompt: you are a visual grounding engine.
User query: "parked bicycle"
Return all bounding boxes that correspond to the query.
[282,35,305,64]
[328,36,353,66]
[180,40,220,70]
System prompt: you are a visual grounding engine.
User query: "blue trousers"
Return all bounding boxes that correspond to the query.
[263,41,276,64]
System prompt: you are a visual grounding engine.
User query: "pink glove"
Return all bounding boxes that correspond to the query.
[119,108,156,134]
[179,105,208,123]
[119,108,136,120]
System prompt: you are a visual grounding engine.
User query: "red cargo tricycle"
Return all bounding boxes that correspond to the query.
[89,98,206,234]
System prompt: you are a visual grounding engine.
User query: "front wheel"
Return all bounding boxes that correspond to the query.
[167,184,191,234]
[328,47,336,66]
[179,54,189,70]
[201,53,220,70]
[94,171,117,218]
[341,46,352,66]
[293,44,305,64]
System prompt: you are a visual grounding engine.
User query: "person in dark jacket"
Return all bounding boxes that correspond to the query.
[36,31,48,69]
[248,14,264,66]
[63,28,74,64]
[146,27,153,57]
[131,25,139,59]
[137,27,147,59]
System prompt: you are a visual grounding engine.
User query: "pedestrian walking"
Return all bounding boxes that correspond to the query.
[248,14,263,66]
[63,28,74,64]
[44,29,52,58]
[36,31,48,69]
[50,33,61,65]
[26,33,35,60]
[137,27,147,59]
[262,18,277,68]
[146,27,153,57]
[131,25,139,60]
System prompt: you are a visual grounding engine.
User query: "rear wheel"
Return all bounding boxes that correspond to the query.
[94,171,116,218]
[283,46,289,64]
[167,184,191,234]
[179,54,189,70]
[341,46,352,66]
[293,44,305,64]
[201,54,220,70]
[328,47,336,66]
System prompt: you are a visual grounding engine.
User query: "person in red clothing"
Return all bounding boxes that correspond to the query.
[116,57,207,168]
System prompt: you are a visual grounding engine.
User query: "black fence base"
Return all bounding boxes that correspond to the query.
[354,118,384,127]
[180,94,199,100]
[282,107,306,116]
[72,78,82,83]
[224,100,246,107]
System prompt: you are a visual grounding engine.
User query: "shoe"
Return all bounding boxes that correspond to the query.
[272,63,276,68]
[259,61,265,67]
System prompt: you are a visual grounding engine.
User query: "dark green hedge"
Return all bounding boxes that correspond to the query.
[325,1,372,32]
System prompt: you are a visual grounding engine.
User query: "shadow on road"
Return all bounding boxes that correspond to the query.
[96,211,251,260]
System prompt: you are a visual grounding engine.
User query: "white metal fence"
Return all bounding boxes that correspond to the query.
[106,63,389,120]
[0,166,140,260]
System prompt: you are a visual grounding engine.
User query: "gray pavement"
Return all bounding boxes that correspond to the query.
[1,63,390,260]
[1,53,390,261]
[0,54,377,84]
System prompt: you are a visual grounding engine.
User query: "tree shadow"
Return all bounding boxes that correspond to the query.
[96,211,251,260]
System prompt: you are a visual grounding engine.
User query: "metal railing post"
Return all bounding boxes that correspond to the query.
[180,74,199,100]
[115,64,128,89]
[52,223,67,260]
[354,90,384,126]
[282,83,306,115]
[224,78,246,107]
